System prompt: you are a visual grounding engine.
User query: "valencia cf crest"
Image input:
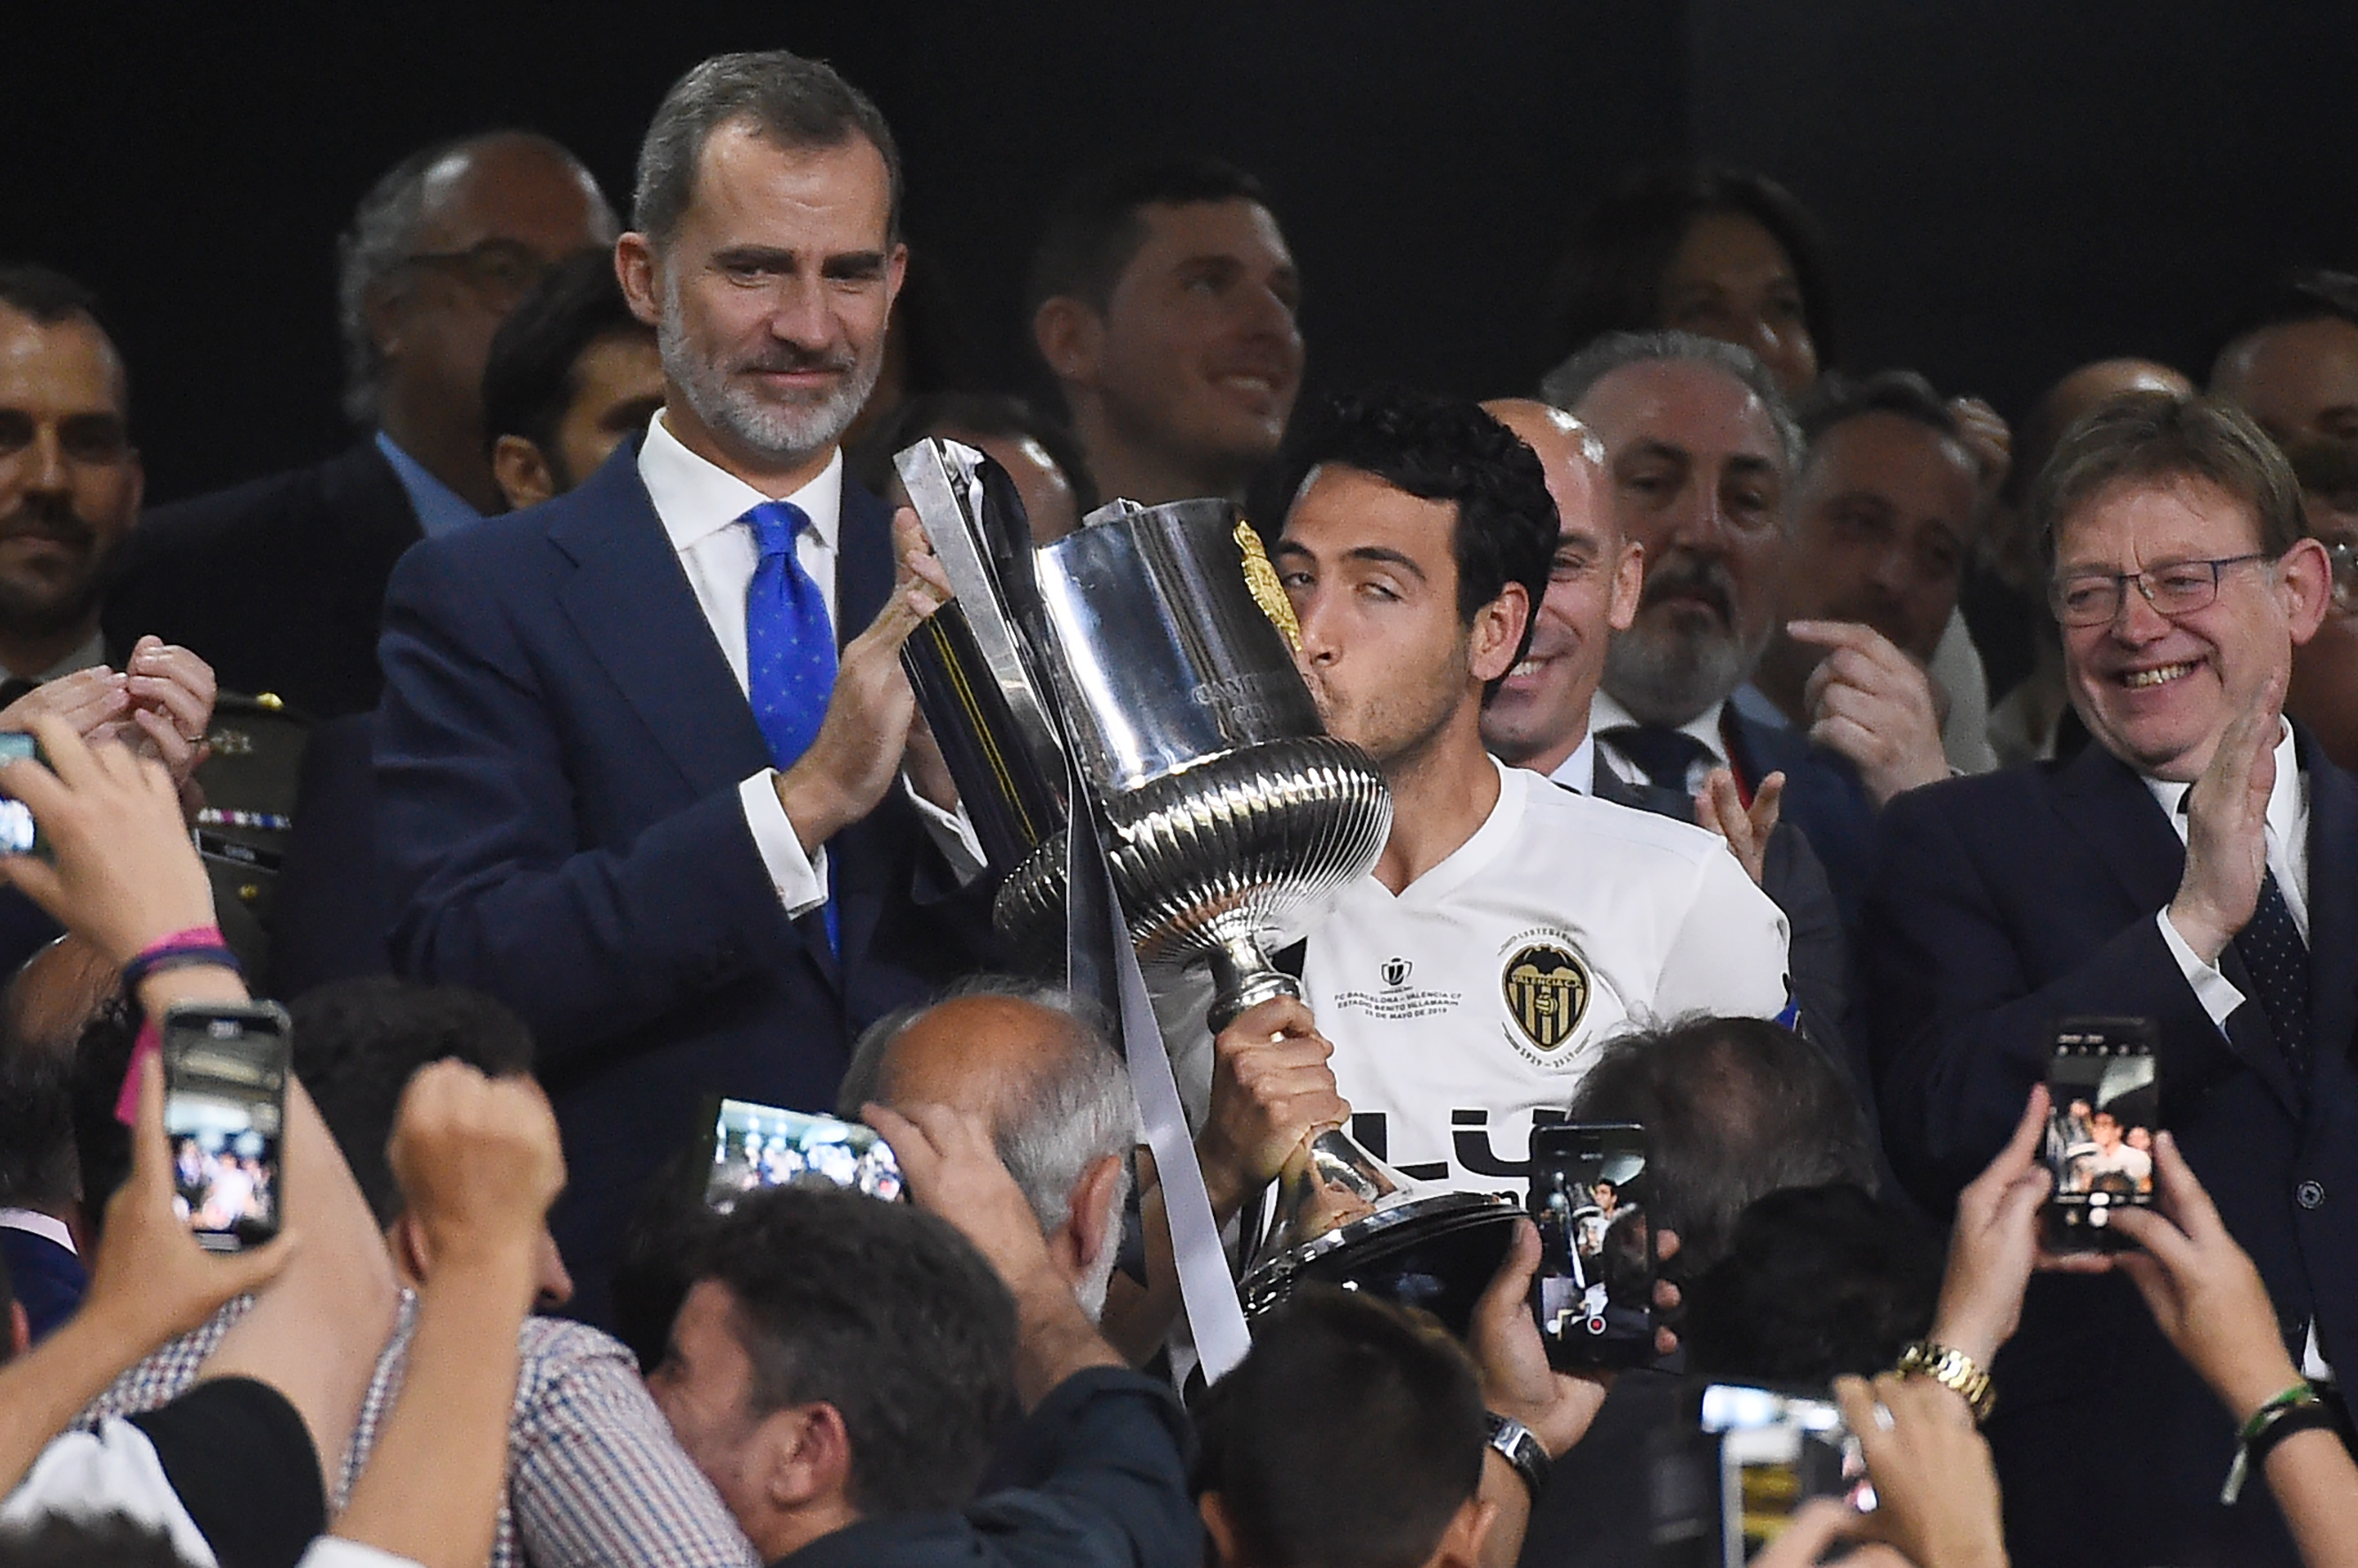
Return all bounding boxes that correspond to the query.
[1503,943,1591,1053]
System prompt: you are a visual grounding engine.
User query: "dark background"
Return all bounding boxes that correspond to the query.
[10,3,2354,506]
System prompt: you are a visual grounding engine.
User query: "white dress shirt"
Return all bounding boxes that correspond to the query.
[1545,731,1599,795]
[637,413,979,917]
[2147,721,2308,1031]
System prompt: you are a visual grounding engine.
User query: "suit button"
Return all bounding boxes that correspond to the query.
[2297,1180,2325,1210]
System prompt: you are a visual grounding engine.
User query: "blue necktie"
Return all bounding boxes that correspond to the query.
[743,499,839,953]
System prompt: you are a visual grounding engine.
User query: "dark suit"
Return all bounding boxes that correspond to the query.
[375,444,993,1327]
[0,1224,85,1343]
[1862,728,2358,1567]
[1723,709,1880,932]
[105,440,423,719]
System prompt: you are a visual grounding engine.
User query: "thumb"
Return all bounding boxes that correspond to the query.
[1477,1217,1541,1325]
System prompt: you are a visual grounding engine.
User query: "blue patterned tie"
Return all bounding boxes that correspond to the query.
[743,499,839,953]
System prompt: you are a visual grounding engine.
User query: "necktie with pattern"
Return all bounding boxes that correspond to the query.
[743,499,839,954]
[2234,868,2312,1078]
[1599,724,1713,795]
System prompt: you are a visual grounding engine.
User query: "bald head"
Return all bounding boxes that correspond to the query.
[866,993,1095,1133]
[2022,360,2194,490]
[1480,399,1646,776]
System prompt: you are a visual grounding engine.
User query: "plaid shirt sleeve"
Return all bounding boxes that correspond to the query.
[504,1317,761,1568]
[72,1297,249,1429]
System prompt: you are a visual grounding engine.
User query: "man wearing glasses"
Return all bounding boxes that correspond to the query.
[1863,392,2356,1568]
[104,132,615,718]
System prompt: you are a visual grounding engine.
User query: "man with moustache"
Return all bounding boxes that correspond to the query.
[1029,156,1304,506]
[1865,392,2358,1566]
[0,266,220,975]
[1480,398,1844,1050]
[374,52,992,1327]
[1542,331,1891,927]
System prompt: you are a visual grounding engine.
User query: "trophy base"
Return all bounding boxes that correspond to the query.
[1239,1190,1521,1339]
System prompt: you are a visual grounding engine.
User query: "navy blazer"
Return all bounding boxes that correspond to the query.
[1862,728,2358,1567]
[0,1225,86,1343]
[1724,709,1879,932]
[375,445,993,1325]
[106,440,424,719]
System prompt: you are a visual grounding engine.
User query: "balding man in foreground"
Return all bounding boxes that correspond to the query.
[837,979,1137,1322]
[1480,397,1843,1049]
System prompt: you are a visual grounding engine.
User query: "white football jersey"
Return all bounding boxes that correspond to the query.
[1198,758,1793,1201]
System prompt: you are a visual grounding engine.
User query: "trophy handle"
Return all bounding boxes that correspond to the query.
[1204,932,1302,1034]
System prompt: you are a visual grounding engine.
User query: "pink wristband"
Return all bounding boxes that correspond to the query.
[116,1016,161,1127]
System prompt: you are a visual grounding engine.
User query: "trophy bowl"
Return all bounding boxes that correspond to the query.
[893,440,1519,1336]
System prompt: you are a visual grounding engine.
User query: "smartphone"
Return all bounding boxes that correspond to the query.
[1693,1382,1873,1564]
[161,1002,290,1252]
[701,1097,904,1212]
[0,732,42,856]
[1527,1121,1655,1368]
[2042,1016,2159,1252]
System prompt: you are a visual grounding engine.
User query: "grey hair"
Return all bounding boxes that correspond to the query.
[632,50,902,249]
[1540,329,1805,476]
[334,130,611,427]
[839,975,1138,1236]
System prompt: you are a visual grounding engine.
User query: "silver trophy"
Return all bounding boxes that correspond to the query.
[896,438,1518,1333]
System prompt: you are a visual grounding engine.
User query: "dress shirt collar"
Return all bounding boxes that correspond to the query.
[1589,690,1732,768]
[637,411,842,557]
[2143,720,2303,849]
[1545,731,1599,795]
[373,431,484,539]
[0,1206,75,1254]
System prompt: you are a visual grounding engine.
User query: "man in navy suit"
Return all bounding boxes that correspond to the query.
[374,52,990,1328]
[1864,392,2356,1567]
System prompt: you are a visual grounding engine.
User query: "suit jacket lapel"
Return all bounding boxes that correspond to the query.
[2299,727,2358,1073]
[2054,742,2301,1115]
[836,481,894,647]
[547,451,771,798]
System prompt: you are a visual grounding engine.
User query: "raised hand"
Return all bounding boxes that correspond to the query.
[1786,620,1950,806]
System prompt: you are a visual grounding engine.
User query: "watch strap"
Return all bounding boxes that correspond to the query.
[1484,1411,1550,1501]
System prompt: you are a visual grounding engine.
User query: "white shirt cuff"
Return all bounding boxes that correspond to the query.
[296,1541,424,1568]
[739,772,828,917]
[2156,908,2245,1031]
[903,776,985,887]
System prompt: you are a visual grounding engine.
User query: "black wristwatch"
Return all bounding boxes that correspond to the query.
[1484,1412,1551,1500]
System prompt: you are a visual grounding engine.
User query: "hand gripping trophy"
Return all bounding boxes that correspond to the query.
[894,438,1517,1350]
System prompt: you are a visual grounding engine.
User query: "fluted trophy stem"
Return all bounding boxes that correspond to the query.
[1204,934,1302,1034]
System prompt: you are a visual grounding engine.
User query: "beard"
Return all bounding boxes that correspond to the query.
[1601,554,1770,727]
[660,279,881,467]
[0,500,112,641]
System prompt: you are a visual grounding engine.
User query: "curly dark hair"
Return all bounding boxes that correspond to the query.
[1273,385,1557,696]
[689,1185,1019,1518]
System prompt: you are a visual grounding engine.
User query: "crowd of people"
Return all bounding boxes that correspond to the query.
[2,41,2356,1568]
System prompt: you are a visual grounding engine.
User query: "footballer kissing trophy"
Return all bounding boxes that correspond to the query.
[894,438,1518,1340]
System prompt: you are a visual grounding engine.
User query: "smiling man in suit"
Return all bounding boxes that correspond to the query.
[373,51,991,1328]
[1864,392,2357,1567]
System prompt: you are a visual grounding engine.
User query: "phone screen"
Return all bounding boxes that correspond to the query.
[1698,1383,1873,1563]
[2043,1017,2159,1252]
[1527,1121,1654,1368]
[703,1099,904,1212]
[0,732,41,856]
[163,1004,289,1252]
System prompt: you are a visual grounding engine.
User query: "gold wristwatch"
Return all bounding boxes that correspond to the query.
[1896,1339,1996,1423]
